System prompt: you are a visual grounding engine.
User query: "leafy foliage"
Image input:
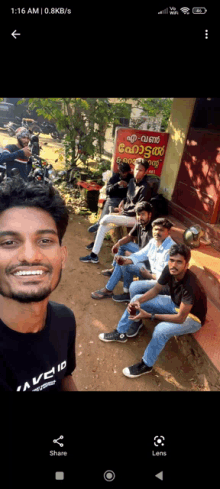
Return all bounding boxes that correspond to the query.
[129,98,173,131]
[18,98,131,170]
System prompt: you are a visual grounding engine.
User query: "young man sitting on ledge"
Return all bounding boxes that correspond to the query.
[91,214,175,303]
[98,243,207,379]
[91,201,153,300]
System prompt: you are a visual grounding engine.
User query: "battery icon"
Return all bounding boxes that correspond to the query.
[192,7,207,14]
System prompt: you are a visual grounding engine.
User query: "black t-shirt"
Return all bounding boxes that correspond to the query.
[0,301,76,392]
[106,172,133,199]
[122,176,152,217]
[129,222,152,249]
[158,265,207,325]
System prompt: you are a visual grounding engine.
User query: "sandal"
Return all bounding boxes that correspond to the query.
[101,269,113,277]
[91,288,113,299]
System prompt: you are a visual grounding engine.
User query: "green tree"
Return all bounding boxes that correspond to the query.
[19,98,131,169]
[130,98,173,131]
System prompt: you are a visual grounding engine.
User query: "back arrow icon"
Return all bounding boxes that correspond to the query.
[12,30,21,39]
[155,471,163,481]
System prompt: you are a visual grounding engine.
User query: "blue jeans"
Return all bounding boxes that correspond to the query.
[116,294,202,367]
[112,242,139,266]
[107,242,149,291]
[129,279,158,299]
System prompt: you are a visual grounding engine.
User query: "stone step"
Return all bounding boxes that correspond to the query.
[168,214,220,373]
[169,215,220,309]
[193,299,220,372]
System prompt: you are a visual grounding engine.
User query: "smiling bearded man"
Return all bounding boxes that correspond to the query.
[0,178,77,392]
[0,207,63,304]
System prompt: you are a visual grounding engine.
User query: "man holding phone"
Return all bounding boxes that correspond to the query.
[0,127,32,181]
[0,178,77,391]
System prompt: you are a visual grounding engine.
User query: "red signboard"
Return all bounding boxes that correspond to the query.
[113,127,169,177]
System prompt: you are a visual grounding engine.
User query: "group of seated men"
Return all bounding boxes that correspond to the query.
[79,158,208,380]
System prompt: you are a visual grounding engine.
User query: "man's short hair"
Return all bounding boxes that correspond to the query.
[0,178,69,244]
[152,217,173,230]
[135,158,149,171]
[135,201,153,214]
[118,162,131,173]
[169,243,191,263]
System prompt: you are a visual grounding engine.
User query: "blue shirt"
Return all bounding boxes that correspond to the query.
[129,235,176,280]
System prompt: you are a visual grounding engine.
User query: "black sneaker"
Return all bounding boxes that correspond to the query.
[112,293,130,302]
[99,329,127,342]
[79,253,99,264]
[86,241,94,250]
[123,360,152,378]
[126,321,143,338]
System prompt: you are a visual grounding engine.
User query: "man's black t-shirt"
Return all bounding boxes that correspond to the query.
[0,301,76,392]
[106,172,133,199]
[129,221,152,249]
[158,265,207,325]
[122,176,152,217]
[128,222,152,269]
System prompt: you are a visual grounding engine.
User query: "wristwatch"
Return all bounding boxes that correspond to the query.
[151,313,155,321]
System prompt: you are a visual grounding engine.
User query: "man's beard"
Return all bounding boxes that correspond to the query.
[0,269,62,303]
[18,139,26,148]
[140,218,150,226]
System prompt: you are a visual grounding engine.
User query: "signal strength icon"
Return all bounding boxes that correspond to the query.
[180,7,190,14]
[158,8,169,14]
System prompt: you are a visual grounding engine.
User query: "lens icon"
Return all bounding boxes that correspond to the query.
[154,435,165,447]
[103,470,116,482]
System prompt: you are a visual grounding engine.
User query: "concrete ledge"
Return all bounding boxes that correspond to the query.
[141,317,220,390]
[168,201,220,252]
[174,333,220,391]
[169,214,220,374]
[193,300,220,372]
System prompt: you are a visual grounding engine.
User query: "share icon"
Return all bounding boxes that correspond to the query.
[53,435,64,447]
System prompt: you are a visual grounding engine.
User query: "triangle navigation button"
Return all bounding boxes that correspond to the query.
[155,471,163,481]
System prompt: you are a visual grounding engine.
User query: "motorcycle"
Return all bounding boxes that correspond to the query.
[0,164,24,184]
[4,116,22,136]
[27,154,57,184]
[0,129,57,184]
[4,117,41,137]
[39,121,61,139]
[3,117,60,139]
[0,164,6,183]
[22,118,41,135]
[0,157,56,185]
[27,134,57,184]
[25,120,62,139]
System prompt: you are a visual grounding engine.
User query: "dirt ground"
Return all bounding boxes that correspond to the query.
[50,212,210,392]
